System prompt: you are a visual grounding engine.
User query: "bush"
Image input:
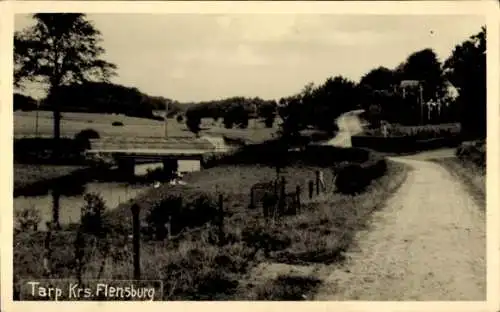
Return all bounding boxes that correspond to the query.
[176,115,184,123]
[80,192,107,236]
[335,157,387,194]
[112,121,124,127]
[456,140,486,168]
[14,138,88,164]
[186,110,202,135]
[74,128,100,150]
[145,190,219,240]
[15,205,41,231]
[264,117,275,128]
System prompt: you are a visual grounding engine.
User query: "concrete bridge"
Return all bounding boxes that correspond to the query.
[85,136,232,178]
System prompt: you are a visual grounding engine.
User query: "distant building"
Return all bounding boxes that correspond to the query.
[398,80,423,99]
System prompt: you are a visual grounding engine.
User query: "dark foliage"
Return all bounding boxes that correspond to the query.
[456,140,486,169]
[74,128,100,150]
[351,134,463,154]
[14,138,88,164]
[334,157,387,194]
[14,93,38,111]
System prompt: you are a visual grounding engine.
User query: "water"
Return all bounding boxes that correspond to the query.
[14,182,150,231]
[135,160,201,175]
[14,160,203,231]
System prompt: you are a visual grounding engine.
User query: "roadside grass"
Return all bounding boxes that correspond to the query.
[14,111,278,144]
[13,158,408,300]
[254,275,322,300]
[432,157,485,210]
[238,160,409,300]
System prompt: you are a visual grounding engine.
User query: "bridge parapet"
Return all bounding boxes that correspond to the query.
[89,136,216,151]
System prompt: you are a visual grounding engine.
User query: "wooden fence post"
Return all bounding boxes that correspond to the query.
[278,176,286,219]
[43,221,52,277]
[218,194,224,246]
[249,187,255,209]
[296,185,301,214]
[308,180,314,199]
[52,189,61,230]
[167,216,172,240]
[131,204,141,280]
[263,198,269,220]
[74,229,84,285]
[315,170,320,195]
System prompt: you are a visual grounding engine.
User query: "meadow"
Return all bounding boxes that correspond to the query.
[14,111,279,144]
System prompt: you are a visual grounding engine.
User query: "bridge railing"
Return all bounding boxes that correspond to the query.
[88,137,217,151]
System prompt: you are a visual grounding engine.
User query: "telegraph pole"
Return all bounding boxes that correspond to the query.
[35,99,40,137]
[164,100,169,139]
[419,84,424,125]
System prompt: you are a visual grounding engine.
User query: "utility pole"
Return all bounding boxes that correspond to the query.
[35,99,40,137]
[419,84,424,125]
[164,100,169,139]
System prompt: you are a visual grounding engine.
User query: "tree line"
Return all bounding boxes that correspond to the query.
[14,13,486,147]
[275,26,485,140]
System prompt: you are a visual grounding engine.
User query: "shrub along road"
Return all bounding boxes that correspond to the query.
[313,155,486,300]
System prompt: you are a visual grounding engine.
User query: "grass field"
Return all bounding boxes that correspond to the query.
[14,111,279,144]
[14,157,409,300]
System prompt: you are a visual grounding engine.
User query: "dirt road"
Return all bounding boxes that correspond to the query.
[314,157,486,300]
[320,109,365,147]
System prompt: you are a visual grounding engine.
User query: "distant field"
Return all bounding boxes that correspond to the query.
[14,111,279,143]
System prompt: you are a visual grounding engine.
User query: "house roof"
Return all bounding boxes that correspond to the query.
[399,80,422,88]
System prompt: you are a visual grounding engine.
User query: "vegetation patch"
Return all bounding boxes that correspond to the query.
[254,275,322,300]
[432,140,485,209]
[14,164,91,197]
[14,153,408,300]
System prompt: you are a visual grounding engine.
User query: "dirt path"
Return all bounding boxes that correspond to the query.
[314,157,486,300]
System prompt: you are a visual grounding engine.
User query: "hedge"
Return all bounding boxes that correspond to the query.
[104,185,219,238]
[351,135,463,154]
[14,137,88,165]
[456,140,486,169]
[334,156,388,195]
[201,139,371,169]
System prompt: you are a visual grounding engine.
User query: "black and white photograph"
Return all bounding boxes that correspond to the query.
[4,1,498,306]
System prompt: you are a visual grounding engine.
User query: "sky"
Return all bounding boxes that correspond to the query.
[14,14,485,102]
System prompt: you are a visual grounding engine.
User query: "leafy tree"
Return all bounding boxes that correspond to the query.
[443,27,486,139]
[359,66,397,92]
[185,108,202,136]
[14,14,117,153]
[398,48,445,102]
[259,100,277,128]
